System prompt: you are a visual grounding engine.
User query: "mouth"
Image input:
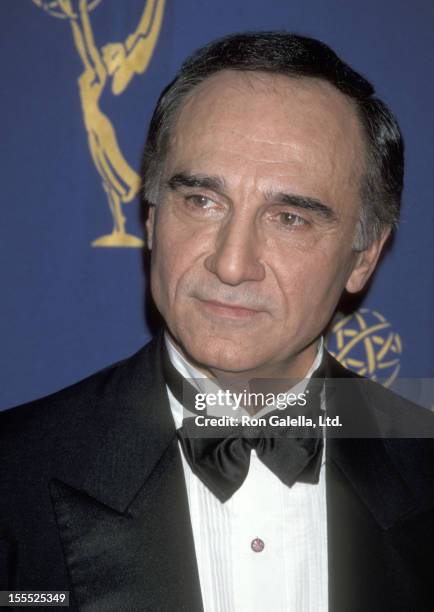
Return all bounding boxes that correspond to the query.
[195,298,263,320]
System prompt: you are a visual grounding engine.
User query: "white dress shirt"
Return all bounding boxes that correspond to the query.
[165,335,328,612]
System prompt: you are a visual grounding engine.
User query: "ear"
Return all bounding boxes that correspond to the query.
[145,204,156,250]
[345,228,391,293]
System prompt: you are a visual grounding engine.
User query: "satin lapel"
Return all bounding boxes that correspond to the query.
[50,438,203,612]
[49,334,203,612]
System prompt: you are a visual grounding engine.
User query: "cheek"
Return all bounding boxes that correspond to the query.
[151,251,181,313]
[274,245,352,317]
[150,214,208,308]
[150,216,179,308]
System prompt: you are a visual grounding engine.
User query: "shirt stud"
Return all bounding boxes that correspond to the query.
[251,537,265,552]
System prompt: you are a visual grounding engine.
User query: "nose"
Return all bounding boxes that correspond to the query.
[204,215,265,285]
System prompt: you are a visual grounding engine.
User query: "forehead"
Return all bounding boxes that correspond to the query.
[167,70,365,207]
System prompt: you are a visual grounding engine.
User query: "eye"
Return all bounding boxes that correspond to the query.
[185,195,216,209]
[278,212,307,227]
[182,194,226,219]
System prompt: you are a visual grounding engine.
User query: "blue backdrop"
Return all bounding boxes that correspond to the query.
[2,0,433,410]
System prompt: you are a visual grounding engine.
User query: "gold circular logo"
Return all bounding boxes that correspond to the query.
[327,308,402,387]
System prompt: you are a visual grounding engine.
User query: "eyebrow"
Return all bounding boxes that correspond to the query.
[266,191,338,222]
[166,172,226,194]
[166,172,337,223]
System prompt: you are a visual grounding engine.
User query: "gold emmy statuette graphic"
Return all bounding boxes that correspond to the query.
[32,0,165,247]
[327,308,402,387]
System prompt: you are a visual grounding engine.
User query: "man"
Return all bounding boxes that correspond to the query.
[1,32,433,611]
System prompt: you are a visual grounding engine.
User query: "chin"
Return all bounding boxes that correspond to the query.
[182,335,264,374]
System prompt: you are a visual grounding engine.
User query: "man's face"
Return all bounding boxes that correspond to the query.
[147,71,386,377]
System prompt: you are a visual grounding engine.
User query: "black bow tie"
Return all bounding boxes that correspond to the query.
[163,342,325,502]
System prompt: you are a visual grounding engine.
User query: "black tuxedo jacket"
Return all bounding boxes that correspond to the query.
[1,334,434,611]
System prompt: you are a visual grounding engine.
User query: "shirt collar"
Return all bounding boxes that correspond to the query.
[164,332,324,426]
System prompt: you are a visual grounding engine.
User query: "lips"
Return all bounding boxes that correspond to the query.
[196,298,262,319]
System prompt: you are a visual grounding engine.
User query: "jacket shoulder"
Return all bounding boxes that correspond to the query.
[326,349,434,428]
[0,336,160,458]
